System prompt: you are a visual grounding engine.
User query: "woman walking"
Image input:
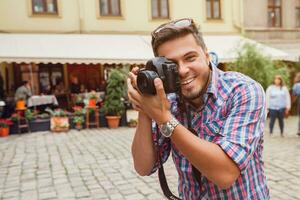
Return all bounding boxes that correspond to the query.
[266,75,291,136]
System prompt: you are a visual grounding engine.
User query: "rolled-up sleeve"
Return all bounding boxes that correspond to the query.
[216,82,266,173]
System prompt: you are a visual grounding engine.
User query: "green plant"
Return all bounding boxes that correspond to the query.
[45,108,69,117]
[25,109,35,121]
[73,115,84,124]
[10,113,18,122]
[128,119,138,127]
[102,69,126,116]
[228,43,290,90]
[88,92,97,100]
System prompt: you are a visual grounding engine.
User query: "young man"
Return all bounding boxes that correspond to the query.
[127,18,269,199]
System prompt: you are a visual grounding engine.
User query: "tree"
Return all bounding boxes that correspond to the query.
[227,43,290,90]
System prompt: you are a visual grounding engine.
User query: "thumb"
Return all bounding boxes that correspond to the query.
[154,78,166,99]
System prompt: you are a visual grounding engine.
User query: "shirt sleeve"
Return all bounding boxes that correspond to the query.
[149,121,171,175]
[216,82,266,173]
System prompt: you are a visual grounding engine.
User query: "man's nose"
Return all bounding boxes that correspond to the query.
[178,63,189,78]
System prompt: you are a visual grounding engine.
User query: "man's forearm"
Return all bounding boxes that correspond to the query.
[131,112,157,176]
[171,124,240,189]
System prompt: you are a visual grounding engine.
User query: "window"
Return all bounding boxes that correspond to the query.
[268,0,281,27]
[100,0,121,16]
[151,0,169,19]
[32,0,58,15]
[296,1,300,27]
[206,0,221,19]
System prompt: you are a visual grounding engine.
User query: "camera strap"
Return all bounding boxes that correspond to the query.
[156,106,202,200]
[186,106,202,191]
[157,150,181,200]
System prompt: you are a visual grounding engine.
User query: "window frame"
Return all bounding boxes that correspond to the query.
[31,0,59,16]
[151,0,170,19]
[296,1,300,27]
[267,0,282,27]
[206,0,222,20]
[99,0,122,17]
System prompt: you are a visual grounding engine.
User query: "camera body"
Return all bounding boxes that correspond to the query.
[137,57,180,95]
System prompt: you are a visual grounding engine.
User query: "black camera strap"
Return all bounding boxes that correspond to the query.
[157,150,181,200]
[156,106,202,200]
[185,106,202,190]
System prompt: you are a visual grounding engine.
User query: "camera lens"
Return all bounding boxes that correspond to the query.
[137,70,159,95]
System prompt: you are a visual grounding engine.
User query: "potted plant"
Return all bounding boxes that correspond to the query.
[102,69,126,128]
[88,91,97,107]
[72,106,86,130]
[128,119,138,127]
[0,118,13,137]
[73,115,85,130]
[45,108,70,132]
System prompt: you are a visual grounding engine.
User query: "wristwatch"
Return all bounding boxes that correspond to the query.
[159,116,180,137]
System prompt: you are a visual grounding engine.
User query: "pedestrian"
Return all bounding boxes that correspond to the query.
[127,18,269,199]
[15,80,32,102]
[266,75,291,136]
[292,72,300,136]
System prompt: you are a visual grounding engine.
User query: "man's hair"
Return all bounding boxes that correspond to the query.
[22,80,28,86]
[151,22,207,56]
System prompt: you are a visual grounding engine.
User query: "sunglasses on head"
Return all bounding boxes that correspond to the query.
[151,18,195,39]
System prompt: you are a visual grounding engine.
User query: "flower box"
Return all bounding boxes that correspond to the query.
[50,117,69,132]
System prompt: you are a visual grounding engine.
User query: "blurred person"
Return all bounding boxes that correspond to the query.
[292,73,300,136]
[266,75,291,136]
[70,75,80,94]
[15,81,32,102]
[53,77,66,95]
[127,18,269,199]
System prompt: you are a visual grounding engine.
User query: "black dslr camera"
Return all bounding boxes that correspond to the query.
[137,57,180,95]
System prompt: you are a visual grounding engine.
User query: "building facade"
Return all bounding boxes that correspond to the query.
[0,0,243,96]
[0,0,241,35]
[242,0,300,41]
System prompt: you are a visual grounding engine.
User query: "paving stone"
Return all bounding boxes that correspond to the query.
[0,118,299,199]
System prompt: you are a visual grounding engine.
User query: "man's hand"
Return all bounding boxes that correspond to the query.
[127,68,172,125]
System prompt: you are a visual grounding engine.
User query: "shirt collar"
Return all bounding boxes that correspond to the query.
[206,62,219,99]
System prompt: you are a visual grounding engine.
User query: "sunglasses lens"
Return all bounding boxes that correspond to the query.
[173,19,191,28]
[152,18,193,39]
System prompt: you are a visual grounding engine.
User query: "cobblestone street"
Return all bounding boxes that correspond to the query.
[0,117,299,200]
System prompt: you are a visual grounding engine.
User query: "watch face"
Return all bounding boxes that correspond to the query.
[161,125,168,135]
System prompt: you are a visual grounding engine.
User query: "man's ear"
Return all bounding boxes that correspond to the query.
[204,51,210,65]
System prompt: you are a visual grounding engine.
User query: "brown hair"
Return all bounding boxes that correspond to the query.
[151,19,207,56]
[273,75,284,87]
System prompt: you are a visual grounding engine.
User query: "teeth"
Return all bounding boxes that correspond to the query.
[181,78,194,85]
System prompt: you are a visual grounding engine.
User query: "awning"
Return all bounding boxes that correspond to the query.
[0,33,290,65]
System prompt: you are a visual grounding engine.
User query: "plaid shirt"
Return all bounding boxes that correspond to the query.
[151,65,269,199]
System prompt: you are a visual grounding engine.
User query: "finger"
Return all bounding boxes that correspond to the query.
[154,78,167,100]
[128,72,138,89]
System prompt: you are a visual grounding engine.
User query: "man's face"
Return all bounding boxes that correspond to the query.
[157,33,210,101]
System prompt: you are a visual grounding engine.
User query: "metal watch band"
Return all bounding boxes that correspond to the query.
[160,116,179,138]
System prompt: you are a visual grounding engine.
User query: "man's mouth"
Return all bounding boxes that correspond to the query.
[181,77,195,86]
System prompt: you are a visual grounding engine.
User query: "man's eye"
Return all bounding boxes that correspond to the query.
[186,56,196,62]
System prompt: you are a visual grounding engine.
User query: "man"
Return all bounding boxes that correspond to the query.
[15,81,32,102]
[127,18,269,199]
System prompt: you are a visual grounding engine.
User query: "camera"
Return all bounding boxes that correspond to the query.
[137,57,180,95]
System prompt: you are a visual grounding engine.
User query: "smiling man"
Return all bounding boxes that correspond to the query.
[127,18,269,199]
